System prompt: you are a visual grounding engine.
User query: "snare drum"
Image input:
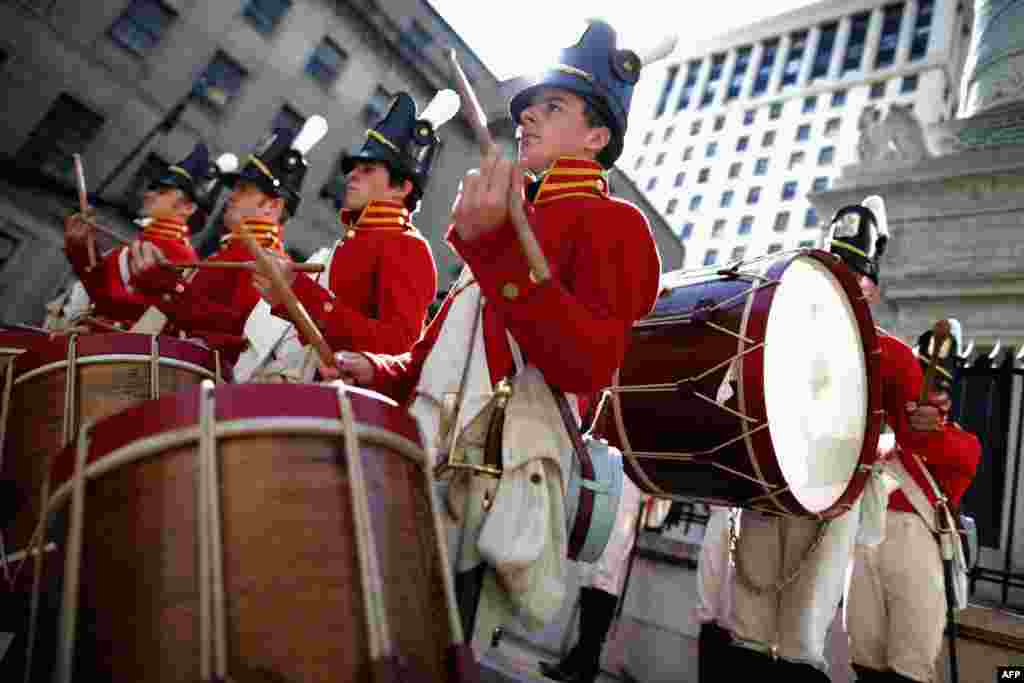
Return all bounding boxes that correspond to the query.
[594,249,883,519]
[2,333,221,550]
[42,382,473,682]
[0,327,47,468]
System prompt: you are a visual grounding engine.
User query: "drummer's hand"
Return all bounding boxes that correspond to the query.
[128,240,168,278]
[252,253,296,306]
[452,151,521,242]
[906,391,950,432]
[327,351,373,385]
[64,211,97,262]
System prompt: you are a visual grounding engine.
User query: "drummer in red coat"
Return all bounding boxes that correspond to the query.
[141,120,328,367]
[62,143,213,330]
[696,196,979,683]
[237,91,453,381]
[333,19,661,669]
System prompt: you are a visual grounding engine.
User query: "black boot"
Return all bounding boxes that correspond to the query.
[539,587,619,683]
[853,664,920,683]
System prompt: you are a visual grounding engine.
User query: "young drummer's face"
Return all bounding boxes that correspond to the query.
[343,162,402,212]
[516,88,605,172]
[224,182,280,227]
[142,187,189,220]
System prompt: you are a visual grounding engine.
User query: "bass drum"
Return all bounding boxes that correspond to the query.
[594,249,883,519]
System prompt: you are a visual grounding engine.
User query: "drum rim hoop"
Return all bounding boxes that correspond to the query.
[13,355,217,385]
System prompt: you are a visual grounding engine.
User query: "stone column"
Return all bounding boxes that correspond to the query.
[861,6,885,74]
[829,15,853,79]
[767,33,792,94]
[798,25,822,87]
[962,0,1024,117]
[896,0,918,66]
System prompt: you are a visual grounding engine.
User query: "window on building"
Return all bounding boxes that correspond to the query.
[818,145,835,165]
[910,0,934,61]
[675,60,702,112]
[870,80,887,99]
[714,115,726,131]
[767,242,784,253]
[197,51,247,110]
[655,64,679,118]
[810,21,838,81]
[769,102,783,119]
[812,176,829,192]
[109,0,177,55]
[701,53,727,107]
[690,119,702,136]
[727,45,753,100]
[634,156,645,170]
[306,37,347,89]
[901,74,919,94]
[773,211,791,232]
[752,37,779,96]
[643,131,654,146]
[731,245,748,261]
[703,249,719,266]
[364,85,392,124]
[706,141,718,158]
[646,177,658,191]
[824,117,841,137]
[744,109,756,125]
[843,11,871,74]
[689,194,703,211]
[666,198,678,215]
[655,152,666,166]
[738,216,754,236]
[680,222,694,239]
[747,186,761,204]
[674,171,686,187]
[243,0,291,34]
[796,123,811,141]
[404,18,433,53]
[16,93,106,184]
[788,150,805,169]
[728,162,742,178]
[805,206,820,227]
[698,167,711,183]
[876,2,905,69]
[781,180,798,200]
[736,135,749,152]
[803,95,817,113]
[720,189,734,208]
[762,130,776,147]
[270,103,304,133]
[754,157,769,175]
[780,30,808,90]
[683,146,694,161]
[831,89,847,107]
[799,239,817,249]
[712,219,727,237]
[663,126,676,142]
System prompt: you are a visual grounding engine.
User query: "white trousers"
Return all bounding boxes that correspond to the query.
[578,473,643,596]
[694,506,734,628]
[846,511,946,683]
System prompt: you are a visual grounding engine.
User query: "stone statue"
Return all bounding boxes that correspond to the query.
[856,103,931,165]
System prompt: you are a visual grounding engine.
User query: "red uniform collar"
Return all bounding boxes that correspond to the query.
[529,157,609,205]
[220,220,285,253]
[339,200,412,235]
[141,217,190,243]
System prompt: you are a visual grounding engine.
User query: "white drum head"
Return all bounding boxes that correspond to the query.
[763,256,867,514]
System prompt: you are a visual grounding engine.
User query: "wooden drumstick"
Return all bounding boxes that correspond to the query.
[239,234,335,371]
[919,318,951,404]
[73,154,97,268]
[447,49,552,283]
[164,261,325,273]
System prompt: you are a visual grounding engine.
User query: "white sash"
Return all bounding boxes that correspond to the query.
[233,244,336,382]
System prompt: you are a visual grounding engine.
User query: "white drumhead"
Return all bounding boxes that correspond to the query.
[763,255,867,513]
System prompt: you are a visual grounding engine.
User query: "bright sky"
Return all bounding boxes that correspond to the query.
[428,1,824,81]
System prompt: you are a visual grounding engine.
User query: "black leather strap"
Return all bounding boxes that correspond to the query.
[554,390,596,560]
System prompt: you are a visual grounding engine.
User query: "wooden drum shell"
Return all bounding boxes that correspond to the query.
[45,383,471,683]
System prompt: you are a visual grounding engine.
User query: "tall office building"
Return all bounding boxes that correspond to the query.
[622,0,974,269]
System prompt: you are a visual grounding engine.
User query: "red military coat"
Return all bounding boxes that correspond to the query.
[156,221,289,365]
[272,200,436,354]
[878,331,981,512]
[362,157,662,405]
[65,218,197,329]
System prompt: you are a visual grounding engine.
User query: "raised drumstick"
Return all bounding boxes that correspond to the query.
[165,261,325,273]
[73,154,97,267]
[447,49,552,283]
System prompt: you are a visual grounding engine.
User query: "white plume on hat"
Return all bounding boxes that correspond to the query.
[947,318,964,351]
